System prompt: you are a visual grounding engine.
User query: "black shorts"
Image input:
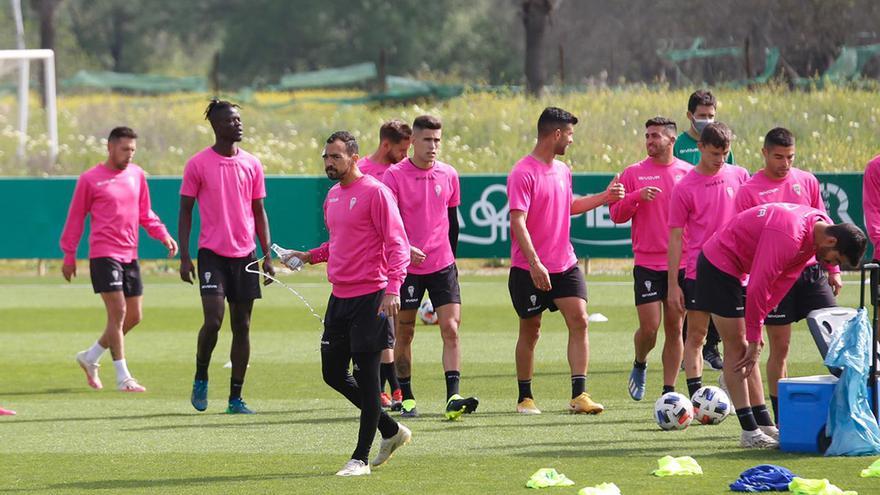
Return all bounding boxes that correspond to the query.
[695,253,745,318]
[633,266,685,306]
[765,264,836,325]
[89,258,143,297]
[400,263,461,311]
[508,265,588,319]
[321,289,394,353]
[197,248,261,303]
[682,278,707,311]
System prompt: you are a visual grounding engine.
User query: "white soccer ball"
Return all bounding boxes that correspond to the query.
[690,386,731,425]
[654,392,694,431]
[417,299,438,325]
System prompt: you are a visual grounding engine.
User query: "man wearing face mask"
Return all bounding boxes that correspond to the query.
[673,89,734,371]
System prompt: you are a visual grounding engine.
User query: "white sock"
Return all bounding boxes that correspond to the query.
[84,342,106,364]
[113,359,132,384]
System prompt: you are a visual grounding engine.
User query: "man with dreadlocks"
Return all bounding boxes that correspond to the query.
[179,98,275,414]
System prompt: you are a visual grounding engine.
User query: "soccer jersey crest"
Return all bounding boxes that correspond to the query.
[529,294,537,305]
[726,186,734,198]
[434,184,442,197]
[792,184,802,195]
[112,270,119,281]
[204,272,212,283]
[349,197,357,210]
[645,280,652,291]
[408,286,415,298]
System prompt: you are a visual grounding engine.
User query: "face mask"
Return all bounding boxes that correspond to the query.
[693,118,713,134]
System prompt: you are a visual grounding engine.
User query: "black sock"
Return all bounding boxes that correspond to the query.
[736,407,758,431]
[633,360,647,370]
[385,362,400,392]
[686,377,702,398]
[195,357,210,381]
[518,379,533,403]
[752,404,774,427]
[445,371,461,400]
[571,375,586,399]
[399,376,414,401]
[230,378,243,401]
[770,395,779,425]
[379,363,389,392]
[662,385,675,394]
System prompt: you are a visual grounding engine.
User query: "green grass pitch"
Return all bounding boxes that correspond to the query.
[0,269,875,494]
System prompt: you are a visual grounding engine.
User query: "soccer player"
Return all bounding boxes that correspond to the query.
[672,89,734,369]
[610,117,693,401]
[180,99,274,415]
[699,203,866,448]
[509,107,625,415]
[865,153,880,259]
[357,119,412,410]
[282,131,412,477]
[734,127,841,424]
[383,115,478,420]
[667,122,749,401]
[61,126,178,393]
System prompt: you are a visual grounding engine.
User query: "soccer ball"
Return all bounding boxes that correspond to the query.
[654,392,693,431]
[691,386,731,425]
[418,299,438,325]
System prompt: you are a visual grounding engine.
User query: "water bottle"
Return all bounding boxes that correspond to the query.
[271,243,304,271]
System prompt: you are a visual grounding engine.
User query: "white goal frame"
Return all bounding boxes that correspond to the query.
[0,49,59,164]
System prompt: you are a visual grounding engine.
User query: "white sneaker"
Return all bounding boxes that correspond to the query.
[759,424,780,441]
[371,423,411,467]
[118,377,146,393]
[740,429,779,449]
[336,459,370,476]
[516,398,542,415]
[75,351,103,390]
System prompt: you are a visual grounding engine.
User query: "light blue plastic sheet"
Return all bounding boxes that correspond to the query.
[824,308,880,456]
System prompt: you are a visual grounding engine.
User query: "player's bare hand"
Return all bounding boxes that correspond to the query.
[379,293,400,318]
[529,260,552,292]
[262,258,275,286]
[180,257,196,284]
[163,237,179,258]
[640,186,662,201]
[735,341,763,377]
[410,246,427,266]
[62,263,76,282]
[606,173,625,203]
[829,272,843,296]
[667,284,685,314]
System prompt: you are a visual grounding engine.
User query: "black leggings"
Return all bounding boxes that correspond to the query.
[322,347,399,462]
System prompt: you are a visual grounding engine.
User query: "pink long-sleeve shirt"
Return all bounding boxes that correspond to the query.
[703,203,830,343]
[734,167,839,274]
[865,155,880,256]
[610,157,693,270]
[60,163,170,265]
[308,175,409,298]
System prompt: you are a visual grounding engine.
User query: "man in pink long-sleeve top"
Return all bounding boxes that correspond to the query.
[283,131,412,477]
[865,154,880,260]
[735,127,841,425]
[699,203,866,449]
[611,117,693,402]
[60,126,178,393]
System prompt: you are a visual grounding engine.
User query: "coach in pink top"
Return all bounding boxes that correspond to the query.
[61,126,178,393]
[734,127,841,424]
[698,203,866,448]
[610,117,693,402]
[283,131,411,477]
[179,99,274,415]
[865,154,880,259]
[508,107,625,416]
[667,122,749,401]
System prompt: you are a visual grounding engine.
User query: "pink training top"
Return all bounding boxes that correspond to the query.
[308,175,409,298]
[865,155,880,255]
[668,164,750,279]
[735,167,839,274]
[357,156,393,180]
[703,203,831,343]
[180,147,266,258]
[610,157,693,271]
[382,158,460,275]
[507,155,578,273]
[60,163,170,265]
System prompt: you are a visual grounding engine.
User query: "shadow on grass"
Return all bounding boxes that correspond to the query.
[0,409,307,425]
[120,414,357,432]
[1,388,83,396]
[45,471,325,491]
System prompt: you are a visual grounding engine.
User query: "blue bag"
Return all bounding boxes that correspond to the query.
[824,308,880,456]
[729,464,796,491]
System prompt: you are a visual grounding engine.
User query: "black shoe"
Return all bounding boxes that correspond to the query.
[703,345,724,371]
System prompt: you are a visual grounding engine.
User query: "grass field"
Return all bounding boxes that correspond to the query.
[0,268,876,494]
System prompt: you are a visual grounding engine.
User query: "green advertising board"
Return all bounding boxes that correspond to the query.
[0,172,871,260]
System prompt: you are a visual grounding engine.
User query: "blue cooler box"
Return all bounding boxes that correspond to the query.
[779,374,879,453]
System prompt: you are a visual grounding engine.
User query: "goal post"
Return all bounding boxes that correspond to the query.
[0,49,59,165]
